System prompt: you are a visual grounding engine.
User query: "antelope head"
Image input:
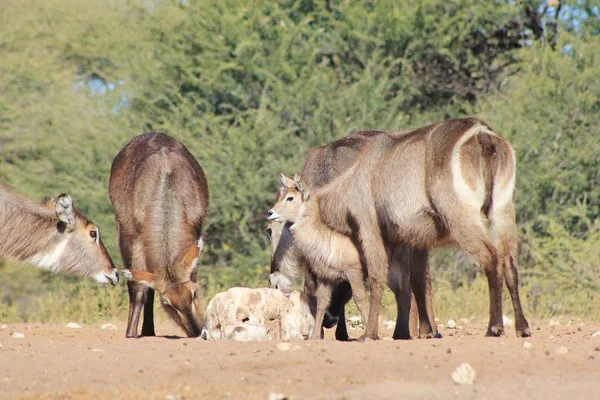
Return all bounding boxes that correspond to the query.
[265,173,311,224]
[122,238,205,337]
[39,195,119,285]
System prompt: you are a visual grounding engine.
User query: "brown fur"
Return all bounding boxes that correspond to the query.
[274,118,530,340]
[0,184,117,284]
[268,131,439,340]
[109,132,209,338]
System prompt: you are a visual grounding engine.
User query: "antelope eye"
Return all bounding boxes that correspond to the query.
[286,196,294,202]
[89,230,97,239]
[266,228,272,238]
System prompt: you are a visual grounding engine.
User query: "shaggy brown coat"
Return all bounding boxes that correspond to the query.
[109,133,209,338]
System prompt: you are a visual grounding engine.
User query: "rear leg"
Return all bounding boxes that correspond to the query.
[410,249,440,339]
[141,288,156,337]
[450,220,504,337]
[409,293,418,337]
[497,215,530,337]
[388,248,411,340]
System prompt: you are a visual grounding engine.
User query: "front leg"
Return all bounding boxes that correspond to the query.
[125,280,148,338]
[310,280,334,340]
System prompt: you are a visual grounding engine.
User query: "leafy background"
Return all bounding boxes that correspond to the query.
[1,0,598,324]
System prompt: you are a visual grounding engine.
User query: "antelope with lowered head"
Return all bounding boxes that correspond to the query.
[273,118,530,340]
[109,133,209,338]
[0,184,118,284]
[267,130,438,340]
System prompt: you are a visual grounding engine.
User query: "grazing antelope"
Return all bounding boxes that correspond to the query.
[109,133,209,338]
[266,131,439,340]
[0,184,118,284]
[273,118,530,340]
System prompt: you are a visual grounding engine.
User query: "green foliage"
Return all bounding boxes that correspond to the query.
[0,0,598,323]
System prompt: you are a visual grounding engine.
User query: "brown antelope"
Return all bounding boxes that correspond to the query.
[272,118,531,340]
[109,133,209,338]
[0,184,118,284]
[267,132,439,340]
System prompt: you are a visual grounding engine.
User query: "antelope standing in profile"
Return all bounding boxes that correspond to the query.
[109,133,209,338]
[272,118,530,340]
[0,185,118,284]
[266,131,439,340]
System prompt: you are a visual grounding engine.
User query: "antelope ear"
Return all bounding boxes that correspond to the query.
[122,270,156,289]
[41,197,56,210]
[294,173,310,200]
[55,194,75,225]
[279,173,295,189]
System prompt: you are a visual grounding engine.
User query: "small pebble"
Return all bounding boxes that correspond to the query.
[66,322,82,329]
[101,323,117,330]
[1,324,7,329]
[91,348,104,353]
[446,319,457,329]
[555,346,569,355]
[11,332,25,339]
[446,348,452,354]
[451,363,476,385]
[276,343,301,352]
[523,341,533,349]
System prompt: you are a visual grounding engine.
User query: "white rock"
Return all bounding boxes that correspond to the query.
[523,341,533,349]
[202,288,315,341]
[446,319,457,329]
[11,332,25,339]
[591,330,600,337]
[101,323,118,330]
[1,324,7,329]
[165,395,177,400]
[91,348,104,353]
[451,363,476,385]
[555,346,569,355]
[503,315,514,327]
[549,319,561,326]
[0,342,3,348]
[276,342,301,352]
[66,322,82,329]
[385,320,395,330]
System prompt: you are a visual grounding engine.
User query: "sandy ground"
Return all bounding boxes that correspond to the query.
[1,320,600,400]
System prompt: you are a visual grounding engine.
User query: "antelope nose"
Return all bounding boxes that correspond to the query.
[266,210,274,218]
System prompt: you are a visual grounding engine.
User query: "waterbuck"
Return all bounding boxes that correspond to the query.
[273,118,530,340]
[266,130,439,340]
[109,133,209,338]
[0,184,118,284]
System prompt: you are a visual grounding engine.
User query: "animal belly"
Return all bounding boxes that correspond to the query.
[389,212,448,248]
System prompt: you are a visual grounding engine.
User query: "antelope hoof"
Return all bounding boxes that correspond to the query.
[485,325,505,337]
[516,326,532,338]
[422,332,443,339]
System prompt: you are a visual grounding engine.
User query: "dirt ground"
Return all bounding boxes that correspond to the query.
[1,320,600,400]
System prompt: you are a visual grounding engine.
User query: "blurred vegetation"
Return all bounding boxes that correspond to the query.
[0,0,598,324]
